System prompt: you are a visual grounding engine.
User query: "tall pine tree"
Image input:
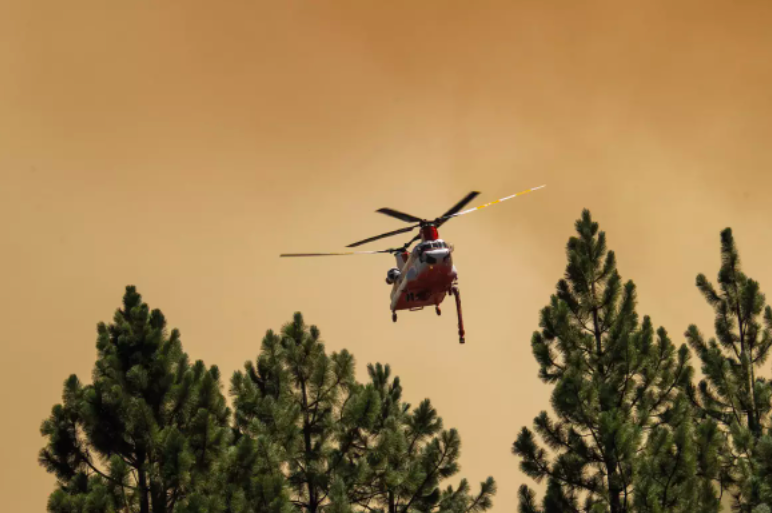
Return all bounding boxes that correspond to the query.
[685,228,772,512]
[39,286,232,513]
[513,210,721,513]
[230,312,496,513]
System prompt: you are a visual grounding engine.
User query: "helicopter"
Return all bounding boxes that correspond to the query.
[280,185,546,344]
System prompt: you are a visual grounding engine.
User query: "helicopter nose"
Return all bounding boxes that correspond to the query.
[423,249,450,265]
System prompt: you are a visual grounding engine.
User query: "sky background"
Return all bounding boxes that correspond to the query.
[2,1,772,511]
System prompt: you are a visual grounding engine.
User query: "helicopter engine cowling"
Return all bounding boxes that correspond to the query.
[386,268,401,285]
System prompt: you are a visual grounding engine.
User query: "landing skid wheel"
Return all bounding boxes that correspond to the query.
[392,312,397,323]
[435,306,441,316]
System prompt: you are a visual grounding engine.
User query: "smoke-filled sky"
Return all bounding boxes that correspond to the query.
[2,1,772,511]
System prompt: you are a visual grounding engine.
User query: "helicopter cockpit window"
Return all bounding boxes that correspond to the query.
[420,242,445,252]
[416,241,447,255]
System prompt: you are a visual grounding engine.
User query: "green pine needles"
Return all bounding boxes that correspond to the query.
[685,228,772,512]
[39,286,232,513]
[39,288,495,513]
[230,313,495,513]
[513,210,723,513]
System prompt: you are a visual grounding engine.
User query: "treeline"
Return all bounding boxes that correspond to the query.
[38,290,495,513]
[39,209,772,513]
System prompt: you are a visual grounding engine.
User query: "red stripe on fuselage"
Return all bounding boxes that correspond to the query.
[392,259,455,311]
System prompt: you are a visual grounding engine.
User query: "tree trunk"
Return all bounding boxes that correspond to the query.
[301,378,317,513]
[607,466,623,513]
[305,424,317,513]
[591,280,623,512]
[138,466,150,513]
[151,481,167,513]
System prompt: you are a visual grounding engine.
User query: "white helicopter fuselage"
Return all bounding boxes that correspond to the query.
[386,239,458,312]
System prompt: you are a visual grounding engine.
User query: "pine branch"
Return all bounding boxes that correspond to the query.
[400,438,452,513]
[716,364,745,428]
[84,460,138,491]
[326,403,372,478]
[464,478,496,513]
[638,352,689,426]
[72,423,138,493]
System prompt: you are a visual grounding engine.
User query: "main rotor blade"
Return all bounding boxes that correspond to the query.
[376,208,424,224]
[404,233,421,247]
[438,191,481,224]
[346,224,419,248]
[280,250,392,257]
[440,185,546,222]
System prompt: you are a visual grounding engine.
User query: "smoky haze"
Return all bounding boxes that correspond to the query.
[2,1,772,511]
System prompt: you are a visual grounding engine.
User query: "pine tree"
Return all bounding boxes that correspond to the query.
[215,428,294,513]
[39,286,232,513]
[361,363,497,513]
[631,392,723,513]
[230,312,496,513]
[513,210,722,513]
[685,228,772,512]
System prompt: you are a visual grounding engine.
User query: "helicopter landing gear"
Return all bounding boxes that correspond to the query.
[451,286,465,344]
[435,306,441,316]
[392,312,397,323]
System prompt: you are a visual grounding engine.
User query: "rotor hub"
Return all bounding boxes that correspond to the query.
[420,224,439,242]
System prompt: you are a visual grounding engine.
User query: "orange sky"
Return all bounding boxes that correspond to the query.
[2,1,772,511]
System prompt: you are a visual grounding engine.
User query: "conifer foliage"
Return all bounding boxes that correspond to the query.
[39,286,231,513]
[685,228,772,512]
[513,210,721,513]
[230,312,496,513]
[39,288,495,513]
